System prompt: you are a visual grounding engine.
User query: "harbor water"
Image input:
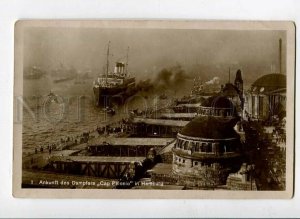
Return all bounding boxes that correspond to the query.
[21,75,190,154]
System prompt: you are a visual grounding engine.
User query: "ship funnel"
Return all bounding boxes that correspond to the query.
[114,62,126,75]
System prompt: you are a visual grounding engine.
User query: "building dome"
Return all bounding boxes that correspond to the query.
[172,116,243,187]
[251,74,286,93]
[202,95,233,109]
[180,116,240,139]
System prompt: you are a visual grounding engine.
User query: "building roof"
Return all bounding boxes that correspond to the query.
[159,113,197,119]
[88,137,175,147]
[251,73,286,93]
[172,148,241,159]
[132,117,188,127]
[174,103,202,108]
[179,116,240,139]
[201,95,233,109]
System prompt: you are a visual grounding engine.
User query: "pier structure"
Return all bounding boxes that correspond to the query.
[129,117,188,137]
[48,156,145,179]
[87,137,175,157]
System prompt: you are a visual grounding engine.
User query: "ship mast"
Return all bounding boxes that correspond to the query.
[106,41,110,84]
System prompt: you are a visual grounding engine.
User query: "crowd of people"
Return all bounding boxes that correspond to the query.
[96,119,132,135]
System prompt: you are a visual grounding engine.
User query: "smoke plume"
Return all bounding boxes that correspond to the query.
[135,65,189,93]
[205,76,220,85]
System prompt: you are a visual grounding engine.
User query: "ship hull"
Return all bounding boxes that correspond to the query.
[93,82,136,106]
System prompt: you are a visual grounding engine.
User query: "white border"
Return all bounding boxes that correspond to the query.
[12,20,295,200]
[0,0,299,217]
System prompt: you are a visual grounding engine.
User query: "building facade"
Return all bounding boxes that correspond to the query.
[172,116,243,187]
[246,73,286,121]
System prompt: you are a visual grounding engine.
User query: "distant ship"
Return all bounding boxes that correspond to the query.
[51,63,76,84]
[53,77,74,83]
[93,42,136,106]
[74,70,93,85]
[24,66,45,79]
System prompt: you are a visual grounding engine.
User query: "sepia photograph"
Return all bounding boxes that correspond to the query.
[13,20,295,198]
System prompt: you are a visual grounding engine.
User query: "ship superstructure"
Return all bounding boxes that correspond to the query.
[93,42,136,106]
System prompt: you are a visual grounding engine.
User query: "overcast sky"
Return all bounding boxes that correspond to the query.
[23,27,286,87]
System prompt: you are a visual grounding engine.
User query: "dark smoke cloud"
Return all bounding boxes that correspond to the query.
[135,79,154,92]
[155,65,190,89]
[23,28,286,90]
[135,65,190,93]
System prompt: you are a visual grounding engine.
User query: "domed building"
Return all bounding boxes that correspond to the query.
[172,116,243,187]
[246,73,286,121]
[198,95,236,117]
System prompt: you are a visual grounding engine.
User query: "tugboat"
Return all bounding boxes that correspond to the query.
[93,42,136,107]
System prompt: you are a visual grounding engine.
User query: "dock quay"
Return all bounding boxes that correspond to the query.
[21,102,200,187]
[48,156,145,179]
[23,149,81,169]
[87,137,175,157]
[130,117,188,137]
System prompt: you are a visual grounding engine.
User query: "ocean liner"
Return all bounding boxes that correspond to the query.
[93,42,136,106]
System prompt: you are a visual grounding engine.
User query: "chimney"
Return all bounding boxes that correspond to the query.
[228,67,231,83]
[279,38,282,74]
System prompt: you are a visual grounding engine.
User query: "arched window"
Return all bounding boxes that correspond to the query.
[207,143,212,152]
[201,143,205,152]
[175,140,179,148]
[191,142,196,152]
[220,109,224,117]
[184,141,189,150]
[180,140,184,149]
